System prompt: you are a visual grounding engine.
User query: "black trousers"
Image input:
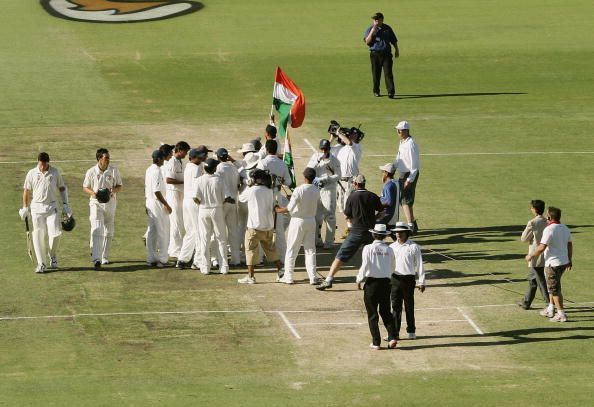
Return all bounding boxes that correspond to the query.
[364,277,397,346]
[521,266,548,308]
[391,274,416,334]
[370,51,395,95]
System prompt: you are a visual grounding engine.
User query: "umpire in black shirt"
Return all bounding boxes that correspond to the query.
[317,175,384,290]
[363,12,399,98]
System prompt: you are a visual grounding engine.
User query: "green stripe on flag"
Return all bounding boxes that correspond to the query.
[273,98,291,137]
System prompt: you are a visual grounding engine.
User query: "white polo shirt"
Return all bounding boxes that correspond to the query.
[390,239,425,285]
[541,223,572,267]
[195,174,225,209]
[145,164,165,201]
[83,164,122,201]
[216,161,240,200]
[356,240,395,283]
[24,166,65,209]
[257,155,291,187]
[394,136,420,182]
[336,144,359,178]
[239,185,274,231]
[287,184,320,219]
[183,162,202,200]
[163,156,184,192]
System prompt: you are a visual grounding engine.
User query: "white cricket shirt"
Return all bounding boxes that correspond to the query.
[356,240,395,283]
[389,239,425,285]
[287,184,320,219]
[83,164,123,200]
[163,156,184,192]
[24,166,65,208]
[145,164,165,201]
[195,174,225,208]
[216,161,240,200]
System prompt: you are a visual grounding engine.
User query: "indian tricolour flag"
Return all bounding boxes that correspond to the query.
[271,67,306,189]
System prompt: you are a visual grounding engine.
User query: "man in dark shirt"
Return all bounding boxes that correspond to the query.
[363,12,399,98]
[317,175,384,290]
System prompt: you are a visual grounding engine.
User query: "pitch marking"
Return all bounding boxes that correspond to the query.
[457,307,484,335]
[277,311,301,339]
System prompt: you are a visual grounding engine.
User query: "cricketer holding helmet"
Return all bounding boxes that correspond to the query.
[82,148,123,269]
[20,152,72,273]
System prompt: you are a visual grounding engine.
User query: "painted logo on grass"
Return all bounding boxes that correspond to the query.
[41,0,203,23]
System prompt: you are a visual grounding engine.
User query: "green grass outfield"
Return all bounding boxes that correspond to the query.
[1,0,593,405]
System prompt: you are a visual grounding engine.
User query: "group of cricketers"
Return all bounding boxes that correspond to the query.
[19,118,433,349]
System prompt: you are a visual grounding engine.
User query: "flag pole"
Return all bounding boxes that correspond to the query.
[270,67,278,127]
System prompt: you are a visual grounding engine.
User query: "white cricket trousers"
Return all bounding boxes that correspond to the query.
[198,207,228,273]
[179,198,201,266]
[284,217,317,283]
[166,189,184,258]
[146,199,170,264]
[316,186,337,246]
[89,199,116,263]
[274,193,288,261]
[222,202,241,264]
[31,205,61,267]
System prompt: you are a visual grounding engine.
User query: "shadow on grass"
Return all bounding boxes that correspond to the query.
[399,326,594,350]
[393,92,526,100]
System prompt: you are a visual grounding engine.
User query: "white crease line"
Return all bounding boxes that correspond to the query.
[81,49,97,62]
[293,319,467,326]
[365,151,594,158]
[277,311,301,339]
[303,138,317,153]
[457,307,484,335]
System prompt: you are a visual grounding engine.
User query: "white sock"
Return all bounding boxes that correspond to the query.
[546,304,554,311]
[326,276,333,283]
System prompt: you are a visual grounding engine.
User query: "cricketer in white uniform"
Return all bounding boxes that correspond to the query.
[20,152,71,273]
[82,148,123,268]
[276,168,321,285]
[195,158,229,275]
[145,150,172,266]
[164,141,190,259]
[215,148,241,266]
[307,139,341,249]
[177,147,208,269]
[257,139,292,261]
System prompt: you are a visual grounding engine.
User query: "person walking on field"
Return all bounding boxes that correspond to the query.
[526,206,573,322]
[390,222,426,340]
[145,150,172,267]
[20,152,72,273]
[356,224,399,350]
[517,199,549,310]
[275,168,321,285]
[164,141,190,259]
[364,12,399,98]
[393,120,420,234]
[82,148,123,269]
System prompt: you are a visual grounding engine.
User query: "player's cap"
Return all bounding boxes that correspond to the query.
[392,221,411,232]
[265,124,277,138]
[395,121,410,130]
[372,12,384,20]
[379,163,394,173]
[319,139,331,150]
[194,145,212,157]
[152,150,165,160]
[353,174,366,185]
[188,148,202,159]
[243,152,259,170]
[369,223,391,235]
[215,147,229,158]
[237,143,256,154]
[203,158,220,174]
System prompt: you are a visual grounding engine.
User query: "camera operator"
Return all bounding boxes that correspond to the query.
[257,139,292,261]
[306,139,341,249]
[237,169,283,284]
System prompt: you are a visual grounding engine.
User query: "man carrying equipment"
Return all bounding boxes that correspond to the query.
[215,148,242,266]
[317,175,384,290]
[145,150,172,267]
[257,139,292,261]
[83,148,123,269]
[275,168,321,285]
[164,141,190,259]
[177,147,208,269]
[393,121,420,233]
[20,152,72,273]
[195,158,230,275]
[306,139,341,249]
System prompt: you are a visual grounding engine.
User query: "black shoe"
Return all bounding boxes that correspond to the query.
[94,260,101,270]
[176,260,187,269]
[412,220,419,234]
[316,280,332,291]
[516,301,530,310]
[388,94,395,99]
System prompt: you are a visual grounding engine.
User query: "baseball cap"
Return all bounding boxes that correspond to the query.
[379,163,394,173]
[203,158,220,174]
[395,121,410,130]
[237,143,256,154]
[194,145,212,157]
[353,174,366,184]
[319,139,331,150]
[188,148,202,159]
[392,221,411,232]
[215,147,229,158]
[152,150,165,160]
[372,12,384,20]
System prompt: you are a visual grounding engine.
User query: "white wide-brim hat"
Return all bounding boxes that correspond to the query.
[379,163,394,173]
[238,143,256,154]
[369,223,391,235]
[243,152,259,170]
[392,221,410,232]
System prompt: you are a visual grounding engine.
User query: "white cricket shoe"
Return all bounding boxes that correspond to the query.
[101,259,110,265]
[35,264,46,274]
[539,307,554,318]
[237,275,256,284]
[220,266,229,275]
[277,276,294,285]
